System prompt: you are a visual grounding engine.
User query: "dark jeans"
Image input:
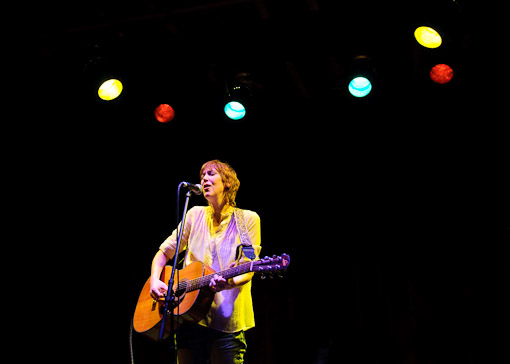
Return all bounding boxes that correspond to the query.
[176,323,247,364]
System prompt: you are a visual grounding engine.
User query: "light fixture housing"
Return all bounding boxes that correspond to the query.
[224,73,253,120]
[346,55,376,98]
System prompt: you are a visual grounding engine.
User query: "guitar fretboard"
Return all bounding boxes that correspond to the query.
[177,261,254,293]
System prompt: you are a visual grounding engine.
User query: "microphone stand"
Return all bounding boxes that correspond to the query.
[158,183,194,358]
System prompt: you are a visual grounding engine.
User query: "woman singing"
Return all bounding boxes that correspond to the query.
[149,159,261,364]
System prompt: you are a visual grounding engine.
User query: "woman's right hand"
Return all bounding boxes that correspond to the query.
[150,279,168,300]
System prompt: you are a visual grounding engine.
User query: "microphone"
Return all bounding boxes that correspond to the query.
[182,182,203,195]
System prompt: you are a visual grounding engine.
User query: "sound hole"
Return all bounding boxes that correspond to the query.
[173,279,188,305]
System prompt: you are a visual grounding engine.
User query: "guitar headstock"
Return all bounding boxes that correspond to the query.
[252,254,290,278]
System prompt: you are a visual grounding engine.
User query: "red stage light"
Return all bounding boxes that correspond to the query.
[430,64,454,84]
[154,104,175,123]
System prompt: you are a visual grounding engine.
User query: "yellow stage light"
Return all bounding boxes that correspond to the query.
[98,79,123,101]
[414,26,442,49]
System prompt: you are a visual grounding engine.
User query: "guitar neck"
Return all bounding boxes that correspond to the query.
[183,261,254,293]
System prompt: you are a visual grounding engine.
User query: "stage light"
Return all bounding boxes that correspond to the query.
[430,64,454,84]
[224,101,246,120]
[414,26,442,49]
[98,78,123,101]
[223,74,252,120]
[155,104,175,123]
[348,77,372,98]
[347,55,376,99]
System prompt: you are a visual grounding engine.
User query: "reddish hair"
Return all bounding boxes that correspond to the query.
[200,160,240,206]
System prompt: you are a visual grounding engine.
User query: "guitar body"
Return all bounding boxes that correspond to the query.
[133,261,215,341]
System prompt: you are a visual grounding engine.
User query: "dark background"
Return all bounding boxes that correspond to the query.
[17,1,508,363]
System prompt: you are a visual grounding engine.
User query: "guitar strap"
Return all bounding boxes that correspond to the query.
[233,208,256,260]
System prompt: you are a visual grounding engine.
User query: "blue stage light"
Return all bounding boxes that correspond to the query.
[348,77,372,98]
[224,101,246,120]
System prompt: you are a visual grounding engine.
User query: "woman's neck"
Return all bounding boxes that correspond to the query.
[211,200,229,224]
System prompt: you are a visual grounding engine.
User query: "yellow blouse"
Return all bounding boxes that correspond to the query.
[159,205,262,333]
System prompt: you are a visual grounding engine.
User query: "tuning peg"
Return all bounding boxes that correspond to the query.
[260,274,267,280]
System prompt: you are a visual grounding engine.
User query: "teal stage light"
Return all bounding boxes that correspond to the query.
[348,77,372,98]
[224,101,246,120]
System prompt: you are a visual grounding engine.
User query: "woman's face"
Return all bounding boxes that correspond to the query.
[201,167,226,204]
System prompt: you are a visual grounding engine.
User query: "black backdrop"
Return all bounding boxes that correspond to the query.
[28,80,507,363]
[16,1,509,363]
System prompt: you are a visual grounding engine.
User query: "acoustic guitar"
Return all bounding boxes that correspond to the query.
[133,254,290,340]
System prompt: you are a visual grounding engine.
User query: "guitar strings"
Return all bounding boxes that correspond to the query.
[175,262,254,292]
[173,258,284,292]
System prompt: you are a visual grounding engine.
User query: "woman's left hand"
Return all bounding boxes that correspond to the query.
[209,262,236,292]
[209,274,229,292]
